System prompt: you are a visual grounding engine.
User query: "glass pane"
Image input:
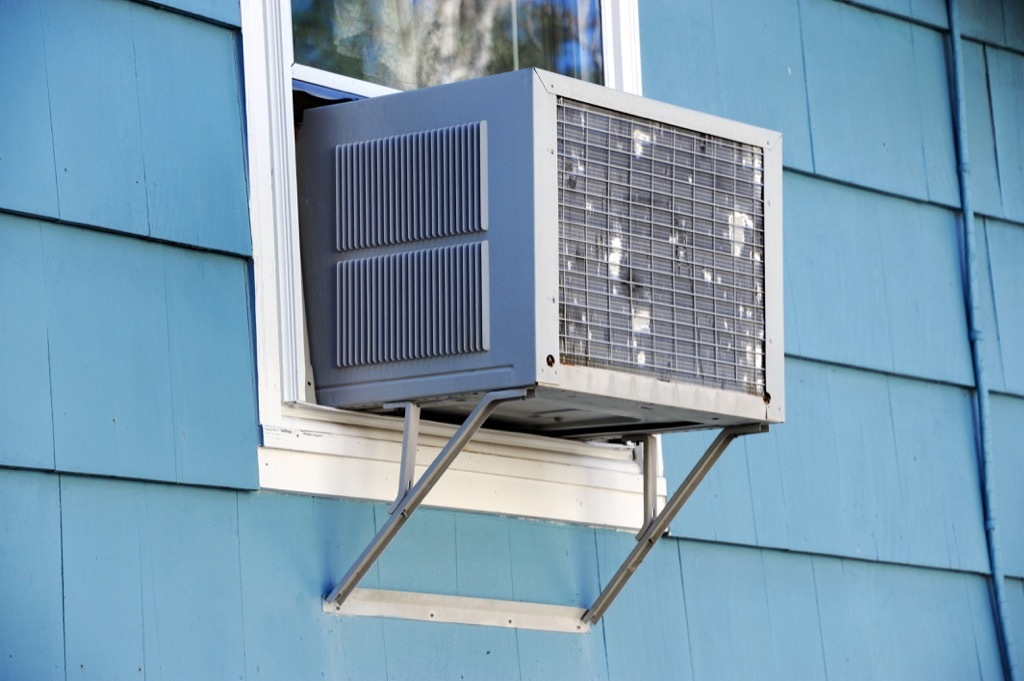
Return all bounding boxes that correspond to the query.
[292,0,603,90]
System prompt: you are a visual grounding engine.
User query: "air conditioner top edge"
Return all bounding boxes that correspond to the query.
[529,68,782,151]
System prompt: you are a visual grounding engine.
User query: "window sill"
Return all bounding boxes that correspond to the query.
[257,402,660,529]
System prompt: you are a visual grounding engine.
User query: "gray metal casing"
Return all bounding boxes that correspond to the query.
[297,69,784,439]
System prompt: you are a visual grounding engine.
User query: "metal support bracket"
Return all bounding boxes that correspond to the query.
[325,388,529,607]
[385,401,420,513]
[324,406,765,631]
[582,423,768,625]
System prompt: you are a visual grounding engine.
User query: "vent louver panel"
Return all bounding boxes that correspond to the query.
[336,122,487,250]
[336,243,489,368]
[557,99,767,396]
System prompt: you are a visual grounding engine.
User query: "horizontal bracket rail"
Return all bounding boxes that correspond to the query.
[325,588,589,634]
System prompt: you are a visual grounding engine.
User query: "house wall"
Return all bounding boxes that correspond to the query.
[0,0,1021,679]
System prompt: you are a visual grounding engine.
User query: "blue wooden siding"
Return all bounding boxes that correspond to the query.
[0,216,54,469]
[0,0,249,254]
[0,0,257,490]
[783,173,973,382]
[60,476,247,680]
[991,394,1024,578]
[1011,578,1024,667]
[0,213,258,487]
[1,0,1023,679]
[0,0,60,218]
[988,218,1024,395]
[0,471,65,681]
[0,473,1009,680]
[666,359,990,572]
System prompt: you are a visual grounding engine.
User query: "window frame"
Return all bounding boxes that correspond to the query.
[240,0,656,529]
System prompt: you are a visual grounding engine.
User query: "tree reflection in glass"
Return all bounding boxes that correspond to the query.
[292,0,603,90]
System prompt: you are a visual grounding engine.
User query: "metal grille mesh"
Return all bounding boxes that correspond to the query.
[557,98,766,395]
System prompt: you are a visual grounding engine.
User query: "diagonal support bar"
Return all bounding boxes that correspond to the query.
[582,423,768,625]
[325,388,528,607]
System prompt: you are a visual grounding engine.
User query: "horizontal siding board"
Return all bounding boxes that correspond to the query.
[664,428,758,544]
[987,47,1024,223]
[44,225,177,481]
[382,620,521,681]
[148,0,241,27]
[236,493,386,680]
[136,483,246,680]
[509,521,607,681]
[0,0,59,217]
[43,0,149,236]
[1009,578,1024,672]
[454,511,515,600]
[886,376,988,571]
[964,41,1005,218]
[990,394,1024,578]
[1008,0,1024,51]
[42,223,256,486]
[784,173,973,384]
[597,532,692,681]
[383,511,521,681]
[639,0,814,171]
[24,0,248,252]
[61,477,246,680]
[0,216,55,469]
[61,477,147,680]
[960,0,1008,46]
[785,174,892,371]
[849,0,948,27]
[133,3,250,254]
[163,249,258,488]
[665,359,989,572]
[813,555,1003,680]
[912,19,966,203]
[678,541,827,680]
[375,505,458,595]
[988,219,1024,395]
[976,219,1007,391]
[878,196,974,382]
[0,470,64,681]
[801,0,959,204]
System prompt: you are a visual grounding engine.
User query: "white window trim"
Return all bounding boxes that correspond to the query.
[240,0,658,529]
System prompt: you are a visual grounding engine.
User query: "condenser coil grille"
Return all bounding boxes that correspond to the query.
[557,98,766,395]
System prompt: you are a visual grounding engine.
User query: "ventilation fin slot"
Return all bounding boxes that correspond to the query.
[337,243,490,368]
[336,122,488,250]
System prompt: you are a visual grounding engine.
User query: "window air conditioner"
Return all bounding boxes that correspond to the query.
[297,69,784,440]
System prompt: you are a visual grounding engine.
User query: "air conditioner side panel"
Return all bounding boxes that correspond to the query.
[296,71,546,408]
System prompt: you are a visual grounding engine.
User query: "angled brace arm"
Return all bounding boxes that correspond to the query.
[325,388,529,607]
[582,422,768,625]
